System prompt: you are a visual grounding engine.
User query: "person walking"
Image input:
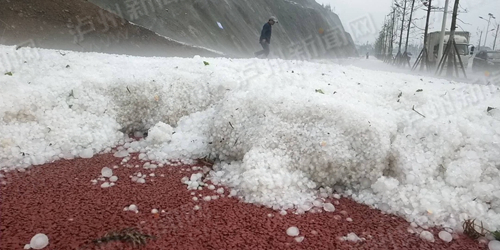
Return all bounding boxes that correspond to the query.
[254,16,278,58]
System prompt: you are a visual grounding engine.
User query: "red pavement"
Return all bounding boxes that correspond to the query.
[0,153,487,250]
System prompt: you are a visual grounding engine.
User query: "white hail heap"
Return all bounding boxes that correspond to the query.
[1,45,500,232]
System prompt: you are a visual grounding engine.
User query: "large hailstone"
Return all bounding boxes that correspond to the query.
[438,230,452,243]
[29,233,49,249]
[419,230,435,242]
[101,167,113,178]
[489,240,500,250]
[286,226,300,237]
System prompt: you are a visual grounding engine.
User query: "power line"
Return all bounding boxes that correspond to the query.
[456,18,471,26]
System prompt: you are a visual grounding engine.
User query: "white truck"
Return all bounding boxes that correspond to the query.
[426,31,474,68]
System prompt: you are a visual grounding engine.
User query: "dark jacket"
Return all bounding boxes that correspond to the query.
[259,22,272,43]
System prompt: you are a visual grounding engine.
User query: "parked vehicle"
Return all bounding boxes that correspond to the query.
[472,50,500,73]
[426,31,474,68]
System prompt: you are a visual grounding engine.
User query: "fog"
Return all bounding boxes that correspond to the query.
[317,0,500,48]
[0,0,497,84]
[1,0,359,60]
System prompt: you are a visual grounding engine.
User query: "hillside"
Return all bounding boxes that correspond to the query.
[87,0,358,58]
[0,0,222,57]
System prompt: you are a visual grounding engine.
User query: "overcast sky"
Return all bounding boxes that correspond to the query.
[315,0,500,48]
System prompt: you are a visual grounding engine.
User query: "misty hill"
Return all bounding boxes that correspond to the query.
[0,0,221,57]
[87,0,358,58]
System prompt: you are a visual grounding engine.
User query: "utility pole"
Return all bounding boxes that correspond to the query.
[423,0,432,70]
[493,24,499,50]
[436,0,465,78]
[437,0,449,69]
[395,0,408,65]
[403,0,416,67]
[445,0,460,77]
[414,0,432,71]
[478,30,483,51]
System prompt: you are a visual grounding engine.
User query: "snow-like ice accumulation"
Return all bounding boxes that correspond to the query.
[1,45,500,231]
[146,122,173,145]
